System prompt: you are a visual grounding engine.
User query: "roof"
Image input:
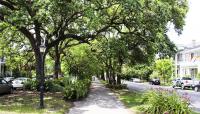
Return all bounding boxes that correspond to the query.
[177,45,200,53]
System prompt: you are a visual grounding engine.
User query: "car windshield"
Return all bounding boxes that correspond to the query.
[16,78,27,80]
[182,77,192,80]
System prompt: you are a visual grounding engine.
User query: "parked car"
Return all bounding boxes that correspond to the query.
[149,79,160,85]
[172,77,198,89]
[193,83,200,92]
[12,77,29,89]
[3,77,14,83]
[0,78,13,94]
[130,78,141,83]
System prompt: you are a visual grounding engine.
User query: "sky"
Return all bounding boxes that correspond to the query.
[168,0,200,47]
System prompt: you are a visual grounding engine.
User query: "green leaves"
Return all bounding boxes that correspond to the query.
[62,77,91,100]
[0,0,188,49]
[154,58,174,83]
[0,0,188,81]
[122,64,153,80]
[107,4,122,16]
[142,89,191,114]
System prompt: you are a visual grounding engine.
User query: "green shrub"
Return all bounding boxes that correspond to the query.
[106,84,127,90]
[44,79,54,91]
[24,76,91,100]
[63,78,91,100]
[50,84,64,92]
[24,79,39,91]
[45,79,65,92]
[24,79,64,92]
[141,88,191,114]
[53,77,65,86]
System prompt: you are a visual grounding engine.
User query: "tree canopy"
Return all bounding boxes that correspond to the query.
[0,0,188,81]
[0,0,188,50]
[0,0,189,108]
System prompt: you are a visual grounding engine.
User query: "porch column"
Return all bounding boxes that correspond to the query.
[175,53,178,78]
[197,64,200,78]
[0,62,1,75]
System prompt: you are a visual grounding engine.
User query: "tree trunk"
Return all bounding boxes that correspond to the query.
[117,74,121,85]
[117,62,123,85]
[54,45,61,79]
[96,73,99,78]
[108,58,113,85]
[112,70,116,85]
[34,49,45,108]
[101,70,105,81]
[106,68,111,84]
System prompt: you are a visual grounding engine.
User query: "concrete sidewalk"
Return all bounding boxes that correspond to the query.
[68,79,132,114]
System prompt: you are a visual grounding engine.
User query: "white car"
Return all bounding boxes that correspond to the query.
[12,77,29,89]
[131,78,141,83]
[172,77,199,89]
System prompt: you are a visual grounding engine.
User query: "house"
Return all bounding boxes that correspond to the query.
[175,42,200,78]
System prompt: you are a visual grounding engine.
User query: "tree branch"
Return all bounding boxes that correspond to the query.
[0,0,16,10]
[60,40,80,53]
[0,13,4,21]
[18,27,36,49]
[49,11,83,39]
[46,33,95,50]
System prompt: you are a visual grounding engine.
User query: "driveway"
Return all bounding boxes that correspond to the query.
[123,81,200,113]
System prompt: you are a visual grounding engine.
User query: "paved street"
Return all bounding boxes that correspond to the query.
[68,79,132,114]
[124,81,200,113]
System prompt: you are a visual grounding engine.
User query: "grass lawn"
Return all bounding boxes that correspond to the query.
[114,90,145,114]
[114,89,200,114]
[160,82,172,86]
[0,91,72,114]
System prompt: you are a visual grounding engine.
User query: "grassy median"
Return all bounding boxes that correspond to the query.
[114,90,145,114]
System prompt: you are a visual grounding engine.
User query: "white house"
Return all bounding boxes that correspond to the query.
[175,44,200,78]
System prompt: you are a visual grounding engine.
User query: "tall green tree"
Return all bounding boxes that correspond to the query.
[0,28,34,77]
[62,43,100,79]
[92,35,129,85]
[154,58,174,83]
[48,39,81,78]
[0,0,188,80]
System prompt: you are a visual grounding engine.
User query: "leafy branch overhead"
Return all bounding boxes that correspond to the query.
[0,0,188,52]
[0,0,188,82]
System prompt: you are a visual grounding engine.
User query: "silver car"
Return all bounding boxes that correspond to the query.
[12,77,29,89]
[131,78,141,83]
[0,78,13,94]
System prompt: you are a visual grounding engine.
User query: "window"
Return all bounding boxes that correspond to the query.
[182,77,192,80]
[191,53,194,60]
[0,79,7,84]
[177,53,183,61]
